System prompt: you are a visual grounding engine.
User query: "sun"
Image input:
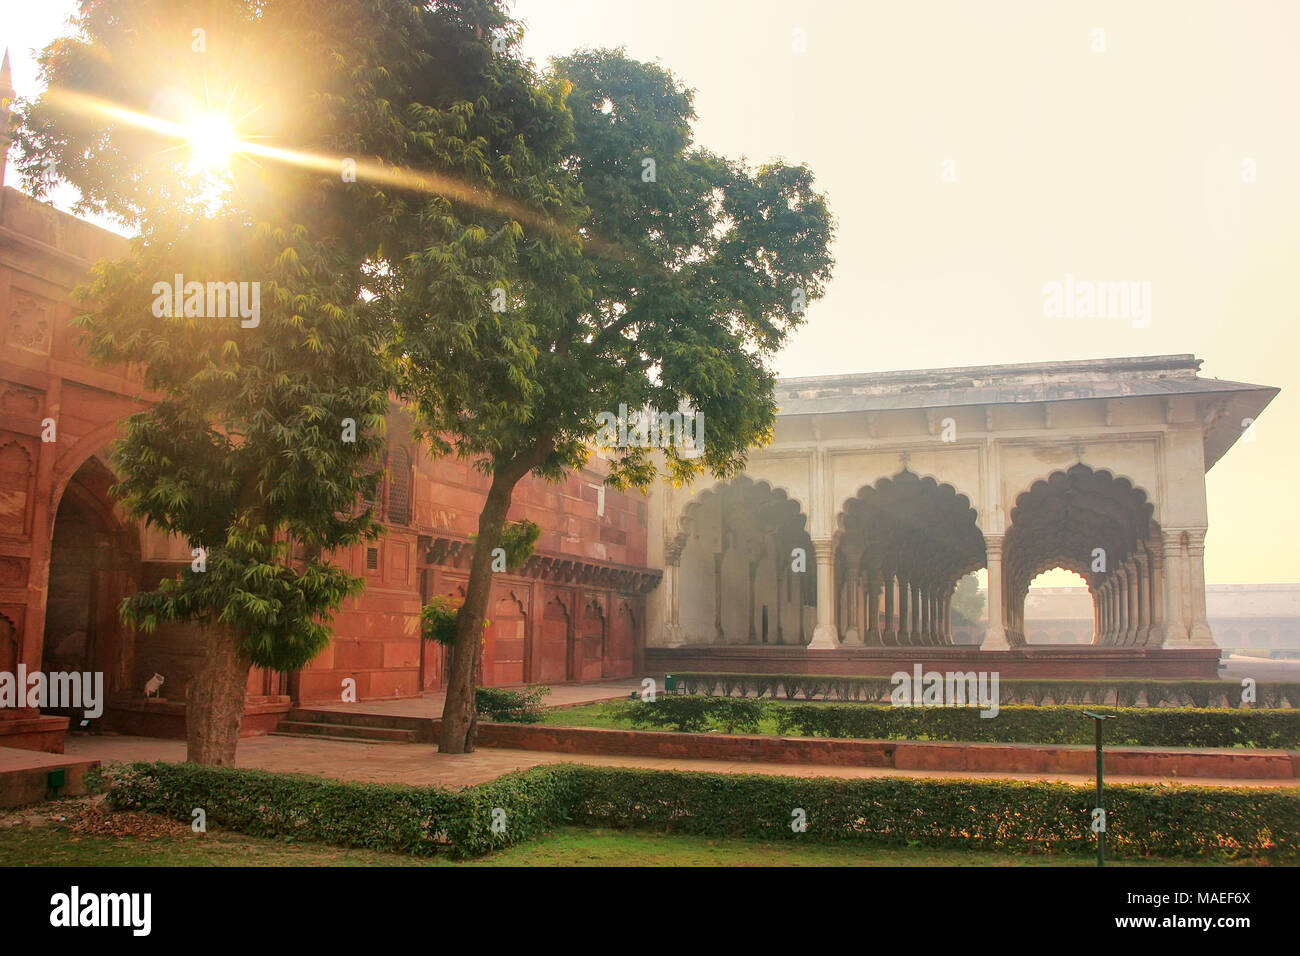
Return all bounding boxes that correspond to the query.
[183,112,241,169]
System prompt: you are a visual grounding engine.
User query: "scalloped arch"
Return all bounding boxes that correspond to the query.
[673,474,810,548]
[836,468,981,535]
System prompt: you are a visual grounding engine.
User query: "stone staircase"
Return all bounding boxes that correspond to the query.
[271,708,436,745]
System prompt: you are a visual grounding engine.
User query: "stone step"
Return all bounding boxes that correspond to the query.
[273,720,418,743]
[286,708,433,732]
[269,731,410,746]
[0,747,101,808]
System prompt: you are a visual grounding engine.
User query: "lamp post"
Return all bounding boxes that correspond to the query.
[1082,711,1116,866]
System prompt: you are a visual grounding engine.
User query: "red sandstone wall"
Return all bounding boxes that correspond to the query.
[297,411,653,704]
[1,186,656,723]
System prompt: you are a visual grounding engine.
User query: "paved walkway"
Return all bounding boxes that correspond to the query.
[307,680,641,719]
[62,734,1297,789]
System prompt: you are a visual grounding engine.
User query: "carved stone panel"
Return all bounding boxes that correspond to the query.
[7,290,58,355]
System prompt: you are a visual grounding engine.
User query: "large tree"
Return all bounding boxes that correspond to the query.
[14,0,528,763]
[389,43,836,752]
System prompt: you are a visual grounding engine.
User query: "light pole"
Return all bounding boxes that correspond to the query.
[1082,711,1116,866]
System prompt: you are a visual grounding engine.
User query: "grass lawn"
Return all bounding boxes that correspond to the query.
[0,799,1269,866]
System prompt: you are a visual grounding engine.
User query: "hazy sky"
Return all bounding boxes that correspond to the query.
[5,1,1297,584]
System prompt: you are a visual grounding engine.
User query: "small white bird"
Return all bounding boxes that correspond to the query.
[144,673,165,698]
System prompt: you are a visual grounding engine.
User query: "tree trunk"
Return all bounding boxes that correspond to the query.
[439,477,516,754]
[186,625,253,765]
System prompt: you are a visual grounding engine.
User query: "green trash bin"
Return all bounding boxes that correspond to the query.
[664,674,677,693]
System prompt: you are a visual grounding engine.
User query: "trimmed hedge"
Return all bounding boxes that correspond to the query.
[604,696,1300,747]
[102,761,1300,861]
[103,761,575,859]
[771,703,1300,748]
[569,768,1300,859]
[669,672,1300,708]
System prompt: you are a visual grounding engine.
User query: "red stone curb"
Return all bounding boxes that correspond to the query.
[467,722,1298,779]
[281,708,1300,779]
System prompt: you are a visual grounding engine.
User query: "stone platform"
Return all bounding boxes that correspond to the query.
[105,694,292,739]
[0,746,99,808]
[646,645,1223,679]
[0,714,70,754]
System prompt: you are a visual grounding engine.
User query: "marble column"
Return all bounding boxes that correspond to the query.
[664,542,684,644]
[915,580,925,647]
[920,587,933,645]
[982,535,1010,649]
[1184,529,1214,646]
[1112,580,1123,647]
[808,537,840,649]
[1092,587,1102,647]
[899,580,909,647]
[882,572,897,646]
[1133,551,1151,645]
[1161,530,1189,644]
[865,571,881,645]
[1122,560,1139,645]
[1115,565,1130,646]
[1146,541,1166,647]
[842,557,864,646]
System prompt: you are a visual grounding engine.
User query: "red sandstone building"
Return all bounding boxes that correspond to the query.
[0,183,659,751]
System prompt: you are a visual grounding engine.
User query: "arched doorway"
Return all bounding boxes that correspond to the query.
[1021,568,1094,644]
[1003,464,1160,647]
[837,470,984,646]
[41,454,139,719]
[674,477,813,646]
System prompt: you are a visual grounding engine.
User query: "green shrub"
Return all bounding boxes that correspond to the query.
[475,685,552,723]
[772,703,1300,748]
[566,767,1300,860]
[420,596,460,646]
[102,761,1300,861]
[602,696,766,734]
[104,761,575,859]
[592,695,1300,747]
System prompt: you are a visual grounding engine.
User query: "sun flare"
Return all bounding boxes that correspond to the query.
[183,113,241,169]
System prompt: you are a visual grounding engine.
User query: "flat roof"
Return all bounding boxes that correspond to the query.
[774,354,1280,471]
[776,353,1272,410]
